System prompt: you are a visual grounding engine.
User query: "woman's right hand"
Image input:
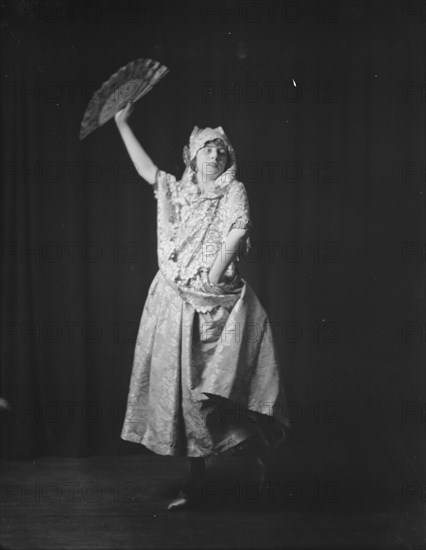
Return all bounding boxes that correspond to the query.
[114,102,134,126]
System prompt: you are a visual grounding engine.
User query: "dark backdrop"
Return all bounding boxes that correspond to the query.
[1,0,424,508]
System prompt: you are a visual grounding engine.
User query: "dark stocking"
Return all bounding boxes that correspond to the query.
[168,457,206,510]
[182,457,206,494]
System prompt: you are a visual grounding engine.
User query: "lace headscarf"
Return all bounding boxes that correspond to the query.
[181,126,237,195]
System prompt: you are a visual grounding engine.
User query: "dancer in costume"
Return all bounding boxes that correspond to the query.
[115,102,289,510]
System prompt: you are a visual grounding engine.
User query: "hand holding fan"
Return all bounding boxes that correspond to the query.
[79,58,169,140]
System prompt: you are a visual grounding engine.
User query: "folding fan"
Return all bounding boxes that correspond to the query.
[79,58,169,140]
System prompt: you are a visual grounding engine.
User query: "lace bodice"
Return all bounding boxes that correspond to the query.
[152,168,253,312]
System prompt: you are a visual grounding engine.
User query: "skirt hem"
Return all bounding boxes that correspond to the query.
[120,431,266,458]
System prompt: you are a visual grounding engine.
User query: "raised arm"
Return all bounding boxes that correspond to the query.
[114,103,158,185]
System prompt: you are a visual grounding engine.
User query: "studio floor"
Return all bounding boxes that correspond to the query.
[0,453,423,550]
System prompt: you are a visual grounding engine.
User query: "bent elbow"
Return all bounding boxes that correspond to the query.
[228,227,249,241]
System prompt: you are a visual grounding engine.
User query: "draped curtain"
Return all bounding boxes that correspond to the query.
[1,1,424,500]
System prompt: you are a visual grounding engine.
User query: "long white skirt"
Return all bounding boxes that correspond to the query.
[121,269,289,457]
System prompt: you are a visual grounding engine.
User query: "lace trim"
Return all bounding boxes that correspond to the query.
[229,219,252,231]
[152,167,160,199]
[160,269,243,313]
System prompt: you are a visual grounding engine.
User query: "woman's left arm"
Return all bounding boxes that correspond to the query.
[208,227,248,285]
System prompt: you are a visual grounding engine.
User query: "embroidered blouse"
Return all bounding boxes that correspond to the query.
[151,168,253,313]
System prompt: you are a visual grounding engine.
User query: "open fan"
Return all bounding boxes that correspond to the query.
[79,58,169,140]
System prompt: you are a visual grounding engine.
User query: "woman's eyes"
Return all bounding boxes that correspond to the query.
[204,148,227,156]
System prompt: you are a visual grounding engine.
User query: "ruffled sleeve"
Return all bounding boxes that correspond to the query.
[224,181,253,255]
[152,168,179,202]
[153,168,182,236]
[151,167,160,199]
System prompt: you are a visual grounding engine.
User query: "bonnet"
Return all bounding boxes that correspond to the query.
[181,125,237,189]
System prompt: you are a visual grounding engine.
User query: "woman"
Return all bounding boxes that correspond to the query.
[115,102,290,510]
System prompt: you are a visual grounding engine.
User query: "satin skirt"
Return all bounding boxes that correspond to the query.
[120,269,289,457]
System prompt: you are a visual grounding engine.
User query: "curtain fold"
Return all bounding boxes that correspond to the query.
[0,1,423,498]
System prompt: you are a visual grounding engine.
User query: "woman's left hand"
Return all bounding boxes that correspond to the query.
[205,273,226,294]
[199,267,242,295]
[208,274,225,286]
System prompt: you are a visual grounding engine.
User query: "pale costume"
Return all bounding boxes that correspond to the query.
[121,126,290,457]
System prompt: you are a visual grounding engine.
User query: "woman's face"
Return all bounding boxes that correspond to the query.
[195,140,229,182]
